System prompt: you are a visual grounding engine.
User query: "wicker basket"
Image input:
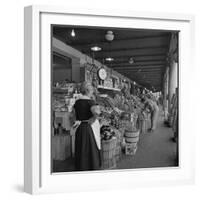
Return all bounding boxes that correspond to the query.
[115,145,121,162]
[101,137,117,169]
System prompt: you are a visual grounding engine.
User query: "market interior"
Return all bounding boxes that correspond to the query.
[52,25,179,172]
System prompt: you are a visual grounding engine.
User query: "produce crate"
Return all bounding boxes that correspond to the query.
[125,143,138,155]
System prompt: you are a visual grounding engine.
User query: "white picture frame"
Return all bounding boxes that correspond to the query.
[24,5,195,194]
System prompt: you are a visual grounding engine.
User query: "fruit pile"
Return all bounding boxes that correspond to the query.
[100,125,116,141]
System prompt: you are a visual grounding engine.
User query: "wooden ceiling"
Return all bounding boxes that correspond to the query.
[53,26,172,91]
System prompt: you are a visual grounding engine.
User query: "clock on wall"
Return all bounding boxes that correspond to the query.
[98,68,107,80]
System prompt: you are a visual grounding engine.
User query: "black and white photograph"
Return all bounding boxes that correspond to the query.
[51,25,179,173]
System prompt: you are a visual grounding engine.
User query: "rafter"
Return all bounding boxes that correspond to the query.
[72,36,169,49]
[95,48,168,59]
[109,61,166,67]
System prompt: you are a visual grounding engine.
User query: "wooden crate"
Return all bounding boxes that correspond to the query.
[125,143,137,155]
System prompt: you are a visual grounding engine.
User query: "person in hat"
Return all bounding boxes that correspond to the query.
[72,82,102,171]
[141,97,159,132]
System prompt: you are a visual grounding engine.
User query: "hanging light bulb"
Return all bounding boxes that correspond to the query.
[105,31,114,41]
[105,57,114,61]
[71,29,75,37]
[91,46,102,51]
[129,57,134,64]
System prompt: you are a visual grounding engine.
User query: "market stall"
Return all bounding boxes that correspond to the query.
[51,62,153,170]
[50,25,179,172]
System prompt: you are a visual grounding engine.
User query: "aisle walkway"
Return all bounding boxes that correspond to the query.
[117,111,178,169]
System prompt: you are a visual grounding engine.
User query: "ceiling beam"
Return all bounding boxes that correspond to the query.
[109,60,166,67]
[121,73,163,80]
[108,59,166,65]
[110,65,165,70]
[72,36,170,50]
[96,53,167,61]
[83,45,168,54]
[95,48,168,59]
[115,67,164,70]
[122,70,163,73]
[98,55,166,63]
[117,72,163,76]
[128,75,163,78]
[123,77,162,81]
[121,72,163,79]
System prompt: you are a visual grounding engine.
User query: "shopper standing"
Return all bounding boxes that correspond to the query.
[72,82,101,171]
[142,97,159,132]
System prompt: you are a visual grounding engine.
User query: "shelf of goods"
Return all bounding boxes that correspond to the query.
[53,88,68,94]
[52,82,79,161]
[97,85,121,91]
[96,90,146,163]
[51,77,151,166]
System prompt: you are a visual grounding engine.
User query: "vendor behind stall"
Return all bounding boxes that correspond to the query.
[71,82,102,171]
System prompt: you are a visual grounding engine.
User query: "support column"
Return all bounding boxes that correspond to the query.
[163,67,169,120]
[168,61,178,110]
[167,32,178,115]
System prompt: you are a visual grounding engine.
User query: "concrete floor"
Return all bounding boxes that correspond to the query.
[52,111,178,173]
[117,113,178,170]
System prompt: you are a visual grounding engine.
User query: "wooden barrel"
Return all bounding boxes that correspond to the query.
[124,129,140,155]
[101,137,117,169]
[115,145,121,162]
[124,129,140,138]
[124,137,138,145]
[125,130,140,143]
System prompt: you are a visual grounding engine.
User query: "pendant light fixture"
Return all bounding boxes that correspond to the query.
[105,30,114,41]
[105,34,114,62]
[71,29,75,37]
[91,46,102,52]
[129,57,134,64]
[105,57,114,62]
